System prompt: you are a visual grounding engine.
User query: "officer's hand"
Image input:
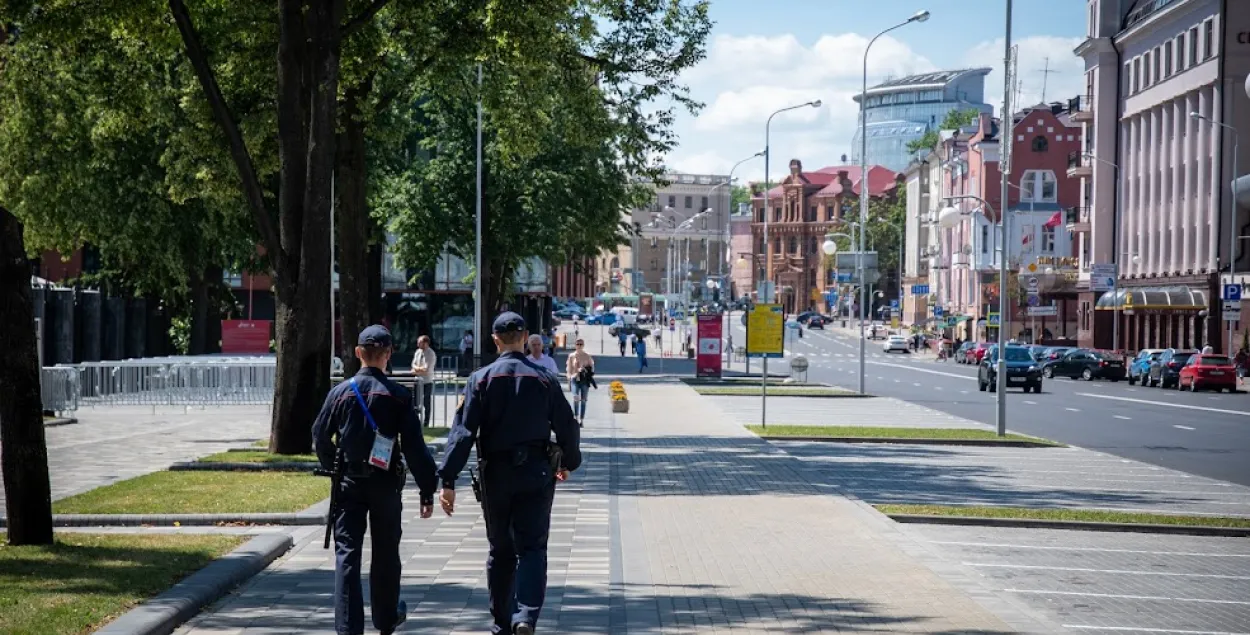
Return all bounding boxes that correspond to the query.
[440,488,455,516]
[420,503,433,519]
[556,469,570,482]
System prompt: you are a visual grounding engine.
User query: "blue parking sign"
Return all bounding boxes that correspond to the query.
[1224,284,1242,302]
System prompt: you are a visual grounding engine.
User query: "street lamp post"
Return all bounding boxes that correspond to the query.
[858,9,930,396]
[1192,112,1239,353]
[939,195,1008,436]
[715,151,766,294]
[763,100,822,428]
[1083,152,1124,353]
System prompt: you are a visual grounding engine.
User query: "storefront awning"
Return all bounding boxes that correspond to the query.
[1094,286,1208,311]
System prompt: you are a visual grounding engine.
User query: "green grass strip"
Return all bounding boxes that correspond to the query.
[53,471,328,515]
[0,533,242,635]
[747,425,1058,444]
[875,504,1250,528]
[198,450,318,464]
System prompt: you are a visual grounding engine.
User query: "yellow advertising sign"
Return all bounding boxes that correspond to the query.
[891,317,899,329]
[746,303,784,358]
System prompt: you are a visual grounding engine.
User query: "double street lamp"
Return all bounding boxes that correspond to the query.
[938,195,1008,437]
[1191,112,1239,353]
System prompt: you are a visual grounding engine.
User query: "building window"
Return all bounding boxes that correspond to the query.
[650,237,658,248]
[650,259,657,270]
[684,195,692,208]
[1031,135,1048,152]
[668,195,676,208]
[788,237,798,254]
[758,238,765,254]
[701,196,708,210]
[775,238,781,253]
[1189,27,1199,66]
[1020,170,1058,203]
[808,205,817,222]
[1164,41,1172,77]
[1203,19,1214,61]
[1124,62,1133,94]
[773,206,781,222]
[1041,226,1055,253]
[1152,47,1160,83]
[1132,58,1141,93]
[981,225,989,254]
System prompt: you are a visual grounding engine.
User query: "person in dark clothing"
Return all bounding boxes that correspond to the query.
[312,325,441,635]
[437,312,582,635]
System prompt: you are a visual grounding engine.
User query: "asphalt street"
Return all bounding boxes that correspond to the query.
[721,314,1250,487]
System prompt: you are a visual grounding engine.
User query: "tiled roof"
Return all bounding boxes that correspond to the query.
[752,165,898,200]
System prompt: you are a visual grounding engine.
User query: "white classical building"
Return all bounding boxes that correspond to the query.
[1077,0,1249,352]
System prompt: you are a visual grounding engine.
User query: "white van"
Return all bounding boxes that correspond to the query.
[611,306,639,326]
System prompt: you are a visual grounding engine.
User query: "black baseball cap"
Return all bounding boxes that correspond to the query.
[357,324,393,348]
[492,312,527,334]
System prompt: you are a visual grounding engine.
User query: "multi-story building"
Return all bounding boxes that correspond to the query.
[750,160,902,315]
[729,206,754,300]
[851,68,995,172]
[599,171,733,304]
[909,103,1085,343]
[1078,0,1249,353]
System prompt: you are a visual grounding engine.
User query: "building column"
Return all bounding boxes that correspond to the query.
[1183,92,1196,273]
[1209,83,1222,272]
[1170,98,1183,275]
[1149,106,1161,275]
[1161,102,1172,276]
[1128,115,1140,277]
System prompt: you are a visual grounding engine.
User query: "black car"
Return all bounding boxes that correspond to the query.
[979,344,1043,393]
[1147,348,1198,389]
[1041,349,1126,381]
[807,315,826,329]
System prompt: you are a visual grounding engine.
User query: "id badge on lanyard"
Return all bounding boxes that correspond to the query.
[350,379,395,471]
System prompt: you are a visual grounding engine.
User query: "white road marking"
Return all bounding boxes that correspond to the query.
[960,390,969,394]
[967,562,1250,580]
[1023,400,1037,405]
[1174,424,1195,430]
[928,541,1250,558]
[1007,588,1250,606]
[1065,407,1080,412]
[912,382,922,387]
[868,361,970,380]
[1114,415,1132,420]
[934,386,943,391]
[1062,626,1250,634]
[1076,393,1250,417]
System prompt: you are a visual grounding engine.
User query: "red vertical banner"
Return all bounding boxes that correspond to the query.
[696,314,723,378]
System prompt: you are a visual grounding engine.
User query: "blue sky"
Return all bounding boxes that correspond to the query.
[664,0,1088,182]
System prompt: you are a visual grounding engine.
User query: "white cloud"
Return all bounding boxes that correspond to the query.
[965,36,1086,112]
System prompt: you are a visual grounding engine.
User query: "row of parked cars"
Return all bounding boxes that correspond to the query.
[965,341,1241,393]
[1126,349,1240,392]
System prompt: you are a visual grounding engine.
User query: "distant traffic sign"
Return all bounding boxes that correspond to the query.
[987,312,1001,327]
[911,284,930,295]
[1224,284,1243,302]
[1026,294,1040,307]
[1027,306,1058,317]
[1090,263,1117,292]
[889,299,899,309]
[933,306,945,318]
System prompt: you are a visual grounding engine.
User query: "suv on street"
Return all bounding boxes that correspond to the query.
[979,344,1043,393]
[1147,349,1198,389]
[1127,349,1165,385]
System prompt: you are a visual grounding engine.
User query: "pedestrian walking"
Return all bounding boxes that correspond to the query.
[635,334,648,372]
[526,333,559,376]
[438,312,582,635]
[1202,342,1215,354]
[566,338,595,426]
[617,330,627,357]
[312,325,441,635]
[411,335,436,428]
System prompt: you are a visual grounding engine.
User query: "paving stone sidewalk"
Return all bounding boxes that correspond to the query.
[0,405,270,510]
[176,382,1052,634]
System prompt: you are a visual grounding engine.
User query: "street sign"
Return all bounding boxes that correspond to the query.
[987,312,1001,326]
[890,299,899,309]
[1224,284,1243,302]
[1026,294,1040,307]
[933,306,945,318]
[836,272,853,283]
[1027,306,1058,317]
[1026,277,1039,292]
[945,316,958,328]
[911,284,930,295]
[746,303,784,358]
[1090,263,1117,292]
[1224,300,1242,322]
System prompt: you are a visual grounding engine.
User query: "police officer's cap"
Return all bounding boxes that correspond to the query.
[492,312,527,334]
[357,324,393,348]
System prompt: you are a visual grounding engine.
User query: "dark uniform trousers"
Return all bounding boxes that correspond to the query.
[482,451,558,633]
[334,469,405,635]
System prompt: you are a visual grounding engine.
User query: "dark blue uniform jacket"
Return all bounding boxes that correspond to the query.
[438,352,581,488]
[312,367,439,502]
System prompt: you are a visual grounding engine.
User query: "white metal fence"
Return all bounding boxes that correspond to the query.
[41,367,80,414]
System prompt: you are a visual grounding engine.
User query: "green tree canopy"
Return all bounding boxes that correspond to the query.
[904,108,981,155]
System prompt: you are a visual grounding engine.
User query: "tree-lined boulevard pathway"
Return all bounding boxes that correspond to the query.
[176,382,1051,634]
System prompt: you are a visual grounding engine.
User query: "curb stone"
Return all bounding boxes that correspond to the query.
[94,533,293,635]
[886,513,1250,537]
[0,512,327,528]
[757,435,1059,448]
[44,417,78,426]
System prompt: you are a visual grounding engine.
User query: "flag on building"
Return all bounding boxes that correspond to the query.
[1043,211,1063,228]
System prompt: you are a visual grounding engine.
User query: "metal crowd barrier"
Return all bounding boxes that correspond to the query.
[41,367,81,414]
[66,359,276,406]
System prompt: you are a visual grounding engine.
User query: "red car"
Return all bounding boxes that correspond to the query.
[964,342,991,365]
[1178,354,1239,392]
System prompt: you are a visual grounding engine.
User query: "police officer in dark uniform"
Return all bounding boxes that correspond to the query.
[312,325,441,635]
[437,312,582,635]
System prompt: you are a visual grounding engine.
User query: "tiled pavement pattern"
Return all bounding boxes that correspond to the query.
[176,381,1049,634]
[901,524,1250,634]
[0,405,270,509]
[778,437,1250,517]
[707,395,985,429]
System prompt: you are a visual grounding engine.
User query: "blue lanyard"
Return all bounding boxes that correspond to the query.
[348,379,380,432]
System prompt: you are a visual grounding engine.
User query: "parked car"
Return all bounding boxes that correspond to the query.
[586,312,616,326]
[866,324,889,340]
[1147,349,1198,389]
[1026,345,1050,362]
[796,311,818,324]
[883,335,909,353]
[1127,348,1166,385]
[979,344,1043,393]
[1041,349,1126,381]
[1039,346,1074,362]
[808,315,826,329]
[554,307,587,320]
[964,342,991,365]
[1178,354,1239,392]
[955,341,976,363]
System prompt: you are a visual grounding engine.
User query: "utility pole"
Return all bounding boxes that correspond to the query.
[1037,56,1058,103]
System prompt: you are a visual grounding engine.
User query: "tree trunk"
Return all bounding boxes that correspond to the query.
[335,78,372,378]
[205,264,223,353]
[0,207,54,545]
[188,268,209,355]
[367,243,383,324]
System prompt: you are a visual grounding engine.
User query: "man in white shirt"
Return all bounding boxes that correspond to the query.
[410,335,437,427]
[527,333,559,376]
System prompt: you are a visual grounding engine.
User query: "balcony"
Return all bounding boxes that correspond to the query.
[1070,92,1094,122]
[1065,206,1091,233]
[1067,150,1092,178]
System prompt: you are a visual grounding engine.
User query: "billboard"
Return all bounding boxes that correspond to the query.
[696,314,723,378]
[746,304,784,358]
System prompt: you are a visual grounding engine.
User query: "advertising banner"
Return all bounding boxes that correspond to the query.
[746,303,784,358]
[696,314,723,378]
[639,293,654,318]
[221,320,272,354]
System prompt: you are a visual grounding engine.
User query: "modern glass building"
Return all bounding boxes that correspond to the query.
[851,68,994,172]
